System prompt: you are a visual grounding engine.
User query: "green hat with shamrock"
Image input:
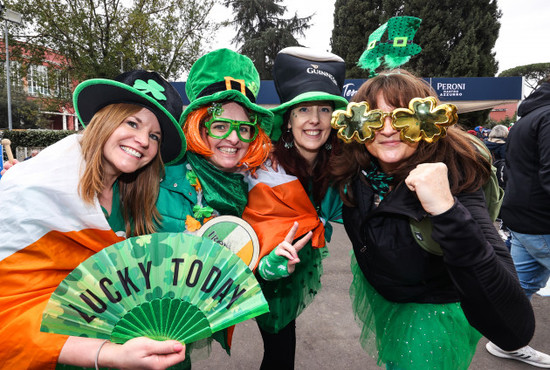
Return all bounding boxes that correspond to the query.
[358,16,422,77]
[73,70,186,165]
[181,48,273,136]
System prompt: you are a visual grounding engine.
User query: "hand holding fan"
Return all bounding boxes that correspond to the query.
[41,232,269,345]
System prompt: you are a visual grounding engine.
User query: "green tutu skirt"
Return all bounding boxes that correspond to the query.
[350,254,481,370]
[256,244,327,333]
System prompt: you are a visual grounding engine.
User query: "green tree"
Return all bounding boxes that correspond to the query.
[223,0,312,79]
[331,0,501,128]
[332,0,501,78]
[331,0,378,79]
[499,63,550,92]
[8,0,219,84]
[0,84,50,129]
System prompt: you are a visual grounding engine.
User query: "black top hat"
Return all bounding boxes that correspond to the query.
[73,70,186,165]
[270,47,348,140]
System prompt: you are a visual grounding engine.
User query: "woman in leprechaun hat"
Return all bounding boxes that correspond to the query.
[330,16,535,370]
[156,48,272,233]
[0,70,188,369]
[241,46,349,369]
[155,48,273,363]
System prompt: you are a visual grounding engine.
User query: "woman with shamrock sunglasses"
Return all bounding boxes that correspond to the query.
[331,69,535,369]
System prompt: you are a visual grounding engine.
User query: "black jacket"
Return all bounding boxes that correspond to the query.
[501,82,550,234]
[343,176,534,350]
[484,139,507,161]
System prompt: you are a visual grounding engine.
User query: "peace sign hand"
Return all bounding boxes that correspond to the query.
[274,221,313,274]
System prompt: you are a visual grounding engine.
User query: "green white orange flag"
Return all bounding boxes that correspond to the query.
[242,167,329,271]
[0,135,123,369]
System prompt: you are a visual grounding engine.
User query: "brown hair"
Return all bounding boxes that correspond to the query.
[79,103,163,236]
[274,103,341,206]
[331,70,491,206]
[183,104,272,171]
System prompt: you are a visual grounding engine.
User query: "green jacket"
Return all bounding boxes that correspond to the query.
[156,161,198,233]
[155,160,232,355]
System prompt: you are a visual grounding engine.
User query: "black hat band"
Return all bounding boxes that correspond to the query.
[196,78,256,103]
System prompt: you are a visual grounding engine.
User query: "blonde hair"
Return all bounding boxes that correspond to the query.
[183,105,272,170]
[79,103,163,236]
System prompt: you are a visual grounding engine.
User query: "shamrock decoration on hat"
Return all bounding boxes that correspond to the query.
[358,16,422,77]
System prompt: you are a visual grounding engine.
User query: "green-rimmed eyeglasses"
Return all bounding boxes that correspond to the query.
[204,106,259,143]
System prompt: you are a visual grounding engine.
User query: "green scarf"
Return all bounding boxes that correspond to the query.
[186,152,248,216]
[362,161,393,200]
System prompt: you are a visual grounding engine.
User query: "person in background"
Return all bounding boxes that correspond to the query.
[486,76,550,368]
[242,46,348,369]
[0,70,187,369]
[485,124,508,163]
[484,123,511,248]
[155,48,273,365]
[331,69,535,369]
[24,149,40,160]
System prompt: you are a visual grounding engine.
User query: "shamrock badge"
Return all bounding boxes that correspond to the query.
[133,79,167,101]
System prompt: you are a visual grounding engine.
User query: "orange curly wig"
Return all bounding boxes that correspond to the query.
[183,105,272,170]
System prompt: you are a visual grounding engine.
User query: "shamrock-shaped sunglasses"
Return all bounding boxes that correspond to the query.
[331,97,458,144]
[205,103,259,143]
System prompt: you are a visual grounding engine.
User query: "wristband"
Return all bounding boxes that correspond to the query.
[95,339,109,370]
[258,250,290,280]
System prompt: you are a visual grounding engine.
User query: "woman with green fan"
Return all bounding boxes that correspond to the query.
[0,71,188,369]
[154,49,273,364]
[241,47,348,369]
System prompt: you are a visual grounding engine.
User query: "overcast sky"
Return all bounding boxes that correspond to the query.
[212,0,550,75]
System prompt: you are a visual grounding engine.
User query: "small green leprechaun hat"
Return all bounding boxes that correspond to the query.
[181,49,273,136]
[358,16,422,77]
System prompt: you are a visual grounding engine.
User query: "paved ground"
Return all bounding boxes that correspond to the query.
[195,224,550,370]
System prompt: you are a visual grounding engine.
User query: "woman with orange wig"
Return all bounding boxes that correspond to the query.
[156,48,272,232]
[155,48,273,364]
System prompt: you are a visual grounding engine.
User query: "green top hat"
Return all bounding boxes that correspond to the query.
[181,48,273,136]
[270,47,348,141]
[73,70,186,165]
[358,16,422,77]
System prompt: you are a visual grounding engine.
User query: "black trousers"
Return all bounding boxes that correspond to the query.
[258,320,296,370]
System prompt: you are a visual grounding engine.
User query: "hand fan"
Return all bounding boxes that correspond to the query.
[40,232,269,345]
[195,215,260,270]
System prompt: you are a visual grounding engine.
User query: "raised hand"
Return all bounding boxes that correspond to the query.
[275,221,313,274]
[404,162,455,216]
